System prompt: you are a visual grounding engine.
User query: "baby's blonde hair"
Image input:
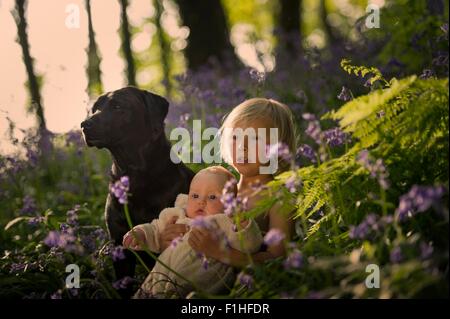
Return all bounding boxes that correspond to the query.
[219,98,297,169]
[195,166,237,193]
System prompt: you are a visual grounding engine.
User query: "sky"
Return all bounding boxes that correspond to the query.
[0,0,154,154]
[0,0,379,154]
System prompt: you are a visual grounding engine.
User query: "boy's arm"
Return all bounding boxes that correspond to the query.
[221,217,263,254]
[213,202,294,267]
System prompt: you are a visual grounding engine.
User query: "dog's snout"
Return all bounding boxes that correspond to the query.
[81,119,92,129]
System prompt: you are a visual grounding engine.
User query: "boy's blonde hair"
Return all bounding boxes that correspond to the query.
[219,98,297,169]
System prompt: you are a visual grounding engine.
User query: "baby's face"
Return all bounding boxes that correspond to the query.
[186,172,226,218]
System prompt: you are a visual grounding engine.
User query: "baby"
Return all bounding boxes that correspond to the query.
[122,166,263,298]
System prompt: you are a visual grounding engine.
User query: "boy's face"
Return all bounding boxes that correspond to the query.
[186,172,226,218]
[230,116,274,177]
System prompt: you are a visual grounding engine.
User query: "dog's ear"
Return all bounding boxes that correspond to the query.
[92,94,109,113]
[141,90,169,122]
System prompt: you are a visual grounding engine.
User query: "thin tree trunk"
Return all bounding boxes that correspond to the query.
[277,0,302,55]
[320,0,341,47]
[13,0,46,131]
[119,0,136,86]
[85,0,103,96]
[154,0,172,97]
[173,0,238,70]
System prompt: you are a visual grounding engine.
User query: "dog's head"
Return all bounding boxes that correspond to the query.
[81,87,169,149]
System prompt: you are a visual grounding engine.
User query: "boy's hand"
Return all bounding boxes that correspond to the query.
[122,228,146,250]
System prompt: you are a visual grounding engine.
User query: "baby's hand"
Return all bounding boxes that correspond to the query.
[122,228,146,250]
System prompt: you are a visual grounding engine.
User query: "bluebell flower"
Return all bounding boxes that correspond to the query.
[323,127,350,147]
[395,185,446,222]
[237,272,254,289]
[337,86,353,101]
[264,229,285,246]
[283,249,303,269]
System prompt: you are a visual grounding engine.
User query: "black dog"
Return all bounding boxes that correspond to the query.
[81,87,194,295]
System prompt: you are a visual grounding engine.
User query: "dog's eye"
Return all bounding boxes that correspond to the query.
[113,105,121,110]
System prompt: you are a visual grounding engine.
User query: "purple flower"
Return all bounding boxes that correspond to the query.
[390,246,403,263]
[267,142,292,162]
[28,216,44,226]
[179,113,191,128]
[302,115,322,144]
[440,23,448,40]
[349,223,370,240]
[111,246,126,262]
[419,242,433,260]
[44,231,61,247]
[50,290,63,299]
[295,90,308,105]
[93,228,107,242]
[323,127,350,147]
[220,179,246,217]
[432,54,449,66]
[60,223,70,233]
[284,249,303,269]
[170,235,184,248]
[337,86,353,101]
[237,272,254,289]
[112,276,135,290]
[377,110,385,118]
[10,262,26,273]
[357,150,390,189]
[43,229,81,254]
[296,144,317,163]
[395,185,446,222]
[20,195,37,215]
[120,176,129,188]
[285,174,300,193]
[364,78,373,88]
[191,216,213,229]
[81,234,97,252]
[66,208,79,227]
[419,69,435,79]
[110,176,130,204]
[302,113,316,121]
[201,255,209,270]
[249,69,266,84]
[348,213,392,240]
[68,288,79,297]
[26,149,38,167]
[264,229,285,246]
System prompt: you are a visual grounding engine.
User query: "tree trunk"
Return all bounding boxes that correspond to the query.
[154,0,172,97]
[119,0,136,86]
[85,0,103,96]
[277,0,302,56]
[320,0,341,47]
[173,0,238,70]
[13,0,46,131]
